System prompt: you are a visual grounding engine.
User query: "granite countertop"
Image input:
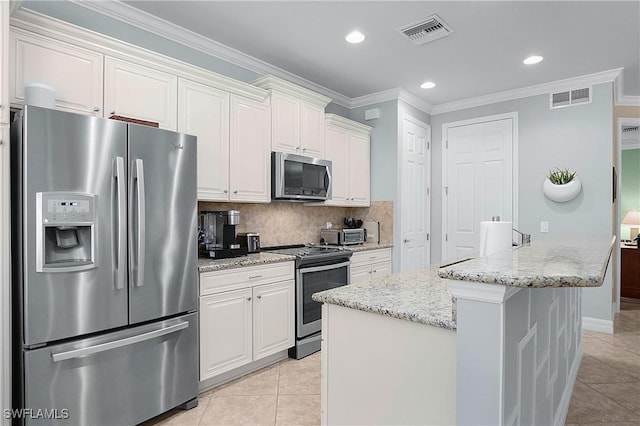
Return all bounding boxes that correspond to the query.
[198,252,295,272]
[312,264,456,330]
[438,235,615,288]
[345,242,394,252]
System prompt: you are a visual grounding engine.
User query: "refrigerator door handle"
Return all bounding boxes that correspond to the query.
[132,158,146,287]
[114,156,126,290]
[51,321,189,362]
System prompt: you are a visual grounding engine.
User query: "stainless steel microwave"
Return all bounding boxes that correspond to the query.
[271,152,332,201]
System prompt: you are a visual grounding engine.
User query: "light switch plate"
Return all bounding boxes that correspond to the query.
[540,221,549,233]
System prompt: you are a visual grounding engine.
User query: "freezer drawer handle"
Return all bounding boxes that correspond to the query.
[51,321,189,362]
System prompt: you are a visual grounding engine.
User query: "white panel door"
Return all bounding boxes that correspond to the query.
[11,31,103,117]
[271,91,300,154]
[229,95,271,202]
[300,102,325,158]
[400,116,431,272]
[445,118,513,261]
[178,79,230,201]
[104,56,177,130]
[253,280,294,360]
[324,123,349,205]
[0,3,9,124]
[199,288,252,380]
[348,132,371,206]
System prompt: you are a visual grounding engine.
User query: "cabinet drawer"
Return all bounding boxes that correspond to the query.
[200,261,294,296]
[351,248,391,267]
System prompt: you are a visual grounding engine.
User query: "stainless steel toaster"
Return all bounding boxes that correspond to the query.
[320,228,365,246]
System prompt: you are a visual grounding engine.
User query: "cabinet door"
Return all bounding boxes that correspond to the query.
[104,56,177,130]
[178,79,230,201]
[200,288,252,380]
[300,102,325,158]
[371,261,392,279]
[324,124,350,206]
[229,95,271,202]
[10,30,103,117]
[350,264,372,285]
[270,91,300,154]
[253,280,295,360]
[0,2,8,124]
[348,132,371,206]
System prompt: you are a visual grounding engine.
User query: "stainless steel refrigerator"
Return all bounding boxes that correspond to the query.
[11,105,199,425]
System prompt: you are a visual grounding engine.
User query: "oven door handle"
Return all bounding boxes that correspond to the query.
[298,260,351,274]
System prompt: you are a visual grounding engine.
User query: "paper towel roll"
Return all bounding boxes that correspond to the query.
[479,221,513,257]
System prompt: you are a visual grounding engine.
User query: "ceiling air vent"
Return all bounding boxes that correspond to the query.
[396,14,454,46]
[550,87,591,109]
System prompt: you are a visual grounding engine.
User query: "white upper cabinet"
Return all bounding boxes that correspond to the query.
[229,95,271,203]
[324,114,372,207]
[178,79,230,201]
[253,75,330,158]
[0,1,8,124]
[104,56,177,130]
[10,29,103,117]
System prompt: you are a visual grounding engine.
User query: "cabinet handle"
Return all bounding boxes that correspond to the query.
[302,147,306,152]
[233,190,238,194]
[248,275,262,279]
[247,297,252,301]
[109,110,116,115]
[93,106,100,112]
[404,239,411,243]
[372,269,377,273]
[257,295,262,299]
[296,146,301,150]
[223,190,228,194]
[0,104,4,109]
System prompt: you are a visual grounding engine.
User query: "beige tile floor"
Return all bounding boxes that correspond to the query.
[145,299,640,426]
[567,298,640,425]
[143,352,321,425]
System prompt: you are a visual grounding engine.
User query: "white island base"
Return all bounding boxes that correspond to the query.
[320,303,456,425]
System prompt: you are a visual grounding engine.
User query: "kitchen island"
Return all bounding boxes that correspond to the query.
[313,236,614,426]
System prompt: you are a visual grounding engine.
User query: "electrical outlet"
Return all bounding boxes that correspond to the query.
[540,221,549,233]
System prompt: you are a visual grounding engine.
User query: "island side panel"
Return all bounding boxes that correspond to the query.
[451,281,583,426]
[322,304,456,425]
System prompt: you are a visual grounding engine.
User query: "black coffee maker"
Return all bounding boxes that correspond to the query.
[199,210,248,259]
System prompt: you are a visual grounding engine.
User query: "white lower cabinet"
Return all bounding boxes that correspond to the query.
[200,288,253,379]
[350,248,392,284]
[199,263,294,381]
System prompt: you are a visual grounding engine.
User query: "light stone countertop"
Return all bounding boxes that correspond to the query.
[198,252,295,273]
[312,265,456,330]
[344,242,394,252]
[438,235,615,288]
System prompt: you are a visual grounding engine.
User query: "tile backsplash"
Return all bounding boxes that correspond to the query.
[198,200,393,247]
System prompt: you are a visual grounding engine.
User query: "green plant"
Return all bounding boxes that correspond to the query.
[547,168,577,185]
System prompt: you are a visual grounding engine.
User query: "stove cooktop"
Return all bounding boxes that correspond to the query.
[262,244,352,266]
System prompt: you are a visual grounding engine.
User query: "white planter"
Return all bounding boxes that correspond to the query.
[543,177,582,202]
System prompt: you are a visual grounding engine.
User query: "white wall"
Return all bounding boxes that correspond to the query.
[431,82,615,323]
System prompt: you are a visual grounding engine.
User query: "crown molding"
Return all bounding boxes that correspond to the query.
[431,68,624,115]
[69,0,352,108]
[349,87,434,115]
[325,113,372,134]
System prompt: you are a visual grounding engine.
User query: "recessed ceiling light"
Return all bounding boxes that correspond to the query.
[523,55,543,65]
[420,81,436,89]
[345,31,365,44]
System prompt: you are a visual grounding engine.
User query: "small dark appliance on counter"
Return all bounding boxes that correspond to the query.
[237,232,261,253]
[199,210,248,259]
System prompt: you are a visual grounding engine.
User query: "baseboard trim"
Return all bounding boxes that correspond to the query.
[553,344,583,425]
[582,316,614,334]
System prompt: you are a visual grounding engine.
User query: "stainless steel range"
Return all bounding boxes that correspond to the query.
[263,245,352,359]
